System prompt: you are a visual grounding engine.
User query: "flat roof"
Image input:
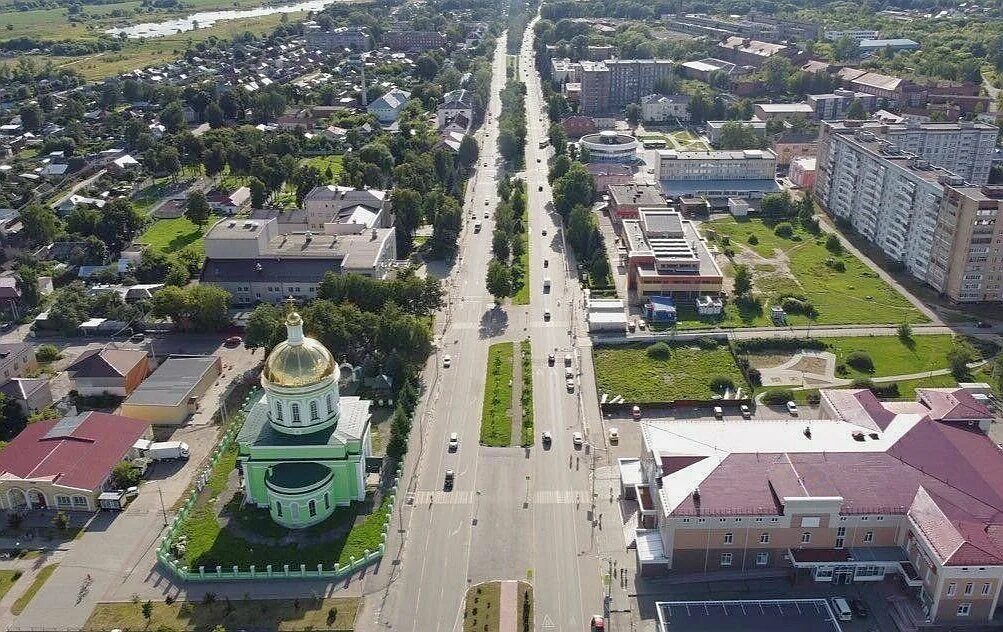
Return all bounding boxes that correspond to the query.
[658,149,775,160]
[660,179,780,195]
[656,600,841,632]
[756,103,814,113]
[124,356,218,407]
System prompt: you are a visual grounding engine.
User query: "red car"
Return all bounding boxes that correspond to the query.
[224,336,243,347]
[591,615,605,630]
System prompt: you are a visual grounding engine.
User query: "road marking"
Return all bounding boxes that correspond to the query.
[542,613,556,628]
[533,491,583,504]
[412,490,474,505]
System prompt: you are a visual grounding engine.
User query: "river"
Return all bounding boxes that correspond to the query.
[104,0,338,39]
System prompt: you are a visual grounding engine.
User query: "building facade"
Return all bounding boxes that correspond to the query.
[926,185,1003,303]
[237,311,372,529]
[640,94,690,122]
[303,24,370,52]
[808,89,878,120]
[578,60,674,115]
[656,149,779,199]
[623,208,723,298]
[382,30,446,52]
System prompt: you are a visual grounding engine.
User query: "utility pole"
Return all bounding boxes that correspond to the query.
[158,485,168,527]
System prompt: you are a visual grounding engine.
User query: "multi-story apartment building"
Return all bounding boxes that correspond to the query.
[382,30,447,52]
[577,60,674,114]
[656,149,778,199]
[624,386,1003,624]
[808,89,877,120]
[821,120,998,187]
[927,185,1003,303]
[303,24,370,52]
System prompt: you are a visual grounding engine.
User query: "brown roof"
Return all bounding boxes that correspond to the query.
[67,348,146,379]
[918,388,992,422]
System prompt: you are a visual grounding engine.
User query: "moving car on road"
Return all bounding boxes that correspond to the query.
[572,432,583,447]
[443,355,451,368]
[591,615,605,630]
[608,427,619,443]
[542,431,552,447]
[548,353,555,366]
[544,309,551,321]
[740,404,752,419]
[444,470,455,491]
[448,433,458,451]
[631,405,641,420]
[566,378,575,392]
[713,406,723,419]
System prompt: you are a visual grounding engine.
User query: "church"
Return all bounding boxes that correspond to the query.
[236,309,373,529]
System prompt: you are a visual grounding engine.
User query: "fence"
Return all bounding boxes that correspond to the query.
[156,388,403,582]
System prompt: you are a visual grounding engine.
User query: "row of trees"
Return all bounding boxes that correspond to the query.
[485,177,528,303]
[498,79,527,168]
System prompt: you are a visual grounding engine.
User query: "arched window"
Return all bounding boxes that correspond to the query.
[324,493,330,510]
[275,401,283,422]
[276,501,283,517]
[309,400,319,421]
[309,499,317,517]
[291,403,301,424]
[326,394,333,414]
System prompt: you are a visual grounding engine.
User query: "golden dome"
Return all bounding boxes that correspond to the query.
[263,312,336,388]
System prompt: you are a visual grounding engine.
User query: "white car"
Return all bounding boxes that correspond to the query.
[448,433,459,451]
[740,404,752,419]
[608,427,619,443]
[542,228,548,236]
[572,432,583,447]
[443,355,451,368]
[787,401,799,416]
[542,431,552,446]
[544,309,551,321]
[713,406,723,419]
[566,378,575,392]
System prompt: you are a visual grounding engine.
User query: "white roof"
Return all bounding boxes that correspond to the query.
[619,458,643,486]
[636,529,667,562]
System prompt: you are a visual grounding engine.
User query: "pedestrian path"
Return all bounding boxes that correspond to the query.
[499,580,518,632]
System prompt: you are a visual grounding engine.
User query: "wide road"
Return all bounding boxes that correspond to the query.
[359,25,605,632]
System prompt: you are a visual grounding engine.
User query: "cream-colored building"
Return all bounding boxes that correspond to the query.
[120,356,221,426]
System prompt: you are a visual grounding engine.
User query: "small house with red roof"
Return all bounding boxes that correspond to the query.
[0,411,151,512]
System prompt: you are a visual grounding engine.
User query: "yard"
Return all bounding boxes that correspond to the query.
[823,334,977,379]
[480,342,515,446]
[137,215,219,255]
[176,444,392,570]
[689,217,928,328]
[301,155,345,184]
[593,342,749,403]
[84,597,360,631]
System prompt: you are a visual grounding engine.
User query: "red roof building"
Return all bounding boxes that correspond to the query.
[0,411,151,512]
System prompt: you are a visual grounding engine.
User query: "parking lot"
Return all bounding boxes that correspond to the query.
[657,599,841,632]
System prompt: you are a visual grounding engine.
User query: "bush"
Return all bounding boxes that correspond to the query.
[709,375,735,393]
[732,338,827,354]
[723,247,735,258]
[773,222,794,238]
[35,344,61,363]
[747,367,762,387]
[779,296,818,318]
[762,388,794,405]
[747,234,759,245]
[824,257,846,272]
[719,235,730,246]
[806,391,821,405]
[109,461,141,489]
[696,337,720,350]
[897,322,912,342]
[825,233,843,254]
[851,377,875,389]
[646,342,670,359]
[845,351,875,373]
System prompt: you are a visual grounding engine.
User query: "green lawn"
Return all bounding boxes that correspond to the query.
[0,570,19,602]
[137,215,219,255]
[593,342,749,403]
[85,597,360,631]
[480,342,515,446]
[519,340,534,447]
[11,564,56,616]
[464,582,501,632]
[694,218,928,328]
[301,155,344,184]
[823,335,965,379]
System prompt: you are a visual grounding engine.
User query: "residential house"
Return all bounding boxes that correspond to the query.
[437,89,473,131]
[367,88,411,125]
[0,343,36,382]
[207,186,251,215]
[66,348,149,397]
[0,378,53,415]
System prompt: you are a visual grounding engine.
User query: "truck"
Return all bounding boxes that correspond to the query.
[147,441,190,460]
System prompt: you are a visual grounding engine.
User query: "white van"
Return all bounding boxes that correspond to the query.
[830,597,852,622]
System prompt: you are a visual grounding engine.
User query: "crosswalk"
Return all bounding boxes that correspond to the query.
[409,490,585,506]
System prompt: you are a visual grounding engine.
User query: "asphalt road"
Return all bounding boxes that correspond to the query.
[360,25,604,632]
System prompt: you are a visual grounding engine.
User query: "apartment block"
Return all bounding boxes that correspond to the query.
[623,386,1003,624]
[927,185,1003,303]
[807,89,877,120]
[578,61,611,115]
[578,59,674,114]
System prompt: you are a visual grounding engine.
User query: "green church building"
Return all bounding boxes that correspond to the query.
[237,310,373,529]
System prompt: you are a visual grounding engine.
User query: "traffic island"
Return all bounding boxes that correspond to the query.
[480,342,516,446]
[463,580,533,632]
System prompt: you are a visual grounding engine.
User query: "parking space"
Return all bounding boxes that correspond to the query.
[657,599,841,632]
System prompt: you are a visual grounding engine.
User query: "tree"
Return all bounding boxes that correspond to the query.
[897,322,913,343]
[18,103,42,131]
[161,101,186,133]
[244,303,285,350]
[98,199,144,252]
[206,101,225,128]
[552,162,594,217]
[625,103,641,127]
[492,229,511,262]
[548,154,571,182]
[548,123,567,155]
[719,121,764,150]
[391,188,422,255]
[110,461,141,488]
[733,264,753,295]
[760,192,793,219]
[589,253,611,285]
[152,285,231,332]
[832,36,859,62]
[415,54,440,80]
[185,190,212,229]
[135,249,173,283]
[846,99,866,120]
[457,135,478,170]
[249,177,268,208]
[19,204,61,247]
[142,601,153,624]
[486,259,512,304]
[947,341,977,379]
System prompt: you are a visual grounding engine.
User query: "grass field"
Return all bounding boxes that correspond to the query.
[480,342,515,446]
[464,582,501,632]
[178,445,392,569]
[519,339,533,447]
[0,570,19,602]
[690,218,927,328]
[84,597,360,631]
[823,334,967,379]
[593,342,749,402]
[10,564,56,616]
[301,154,345,184]
[137,214,219,255]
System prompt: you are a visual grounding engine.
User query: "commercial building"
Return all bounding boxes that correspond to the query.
[624,386,1003,625]
[0,411,151,512]
[303,185,391,231]
[200,217,397,305]
[823,29,880,41]
[303,24,370,52]
[808,89,878,120]
[820,119,998,189]
[550,58,579,84]
[752,103,814,122]
[680,58,737,83]
[836,68,906,103]
[586,298,628,332]
[580,131,640,163]
[622,208,723,298]
[926,185,1003,303]
[578,59,675,115]
[607,183,667,222]
[586,163,633,192]
[656,149,779,199]
[640,94,690,122]
[771,130,818,168]
[238,310,372,528]
[716,36,797,68]
[788,156,817,190]
[120,356,222,426]
[382,30,446,52]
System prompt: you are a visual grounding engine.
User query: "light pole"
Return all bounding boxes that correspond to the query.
[158,485,168,527]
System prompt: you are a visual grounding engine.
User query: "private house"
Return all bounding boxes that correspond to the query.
[66,348,149,397]
[625,387,1003,625]
[237,310,372,528]
[367,89,411,125]
[0,377,53,415]
[0,411,152,512]
[207,186,251,215]
[0,343,36,382]
[119,356,222,426]
[437,89,473,131]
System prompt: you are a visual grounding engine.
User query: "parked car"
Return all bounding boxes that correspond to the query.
[740,404,752,419]
[444,470,455,491]
[566,378,575,392]
[542,228,547,236]
[443,355,452,368]
[631,405,641,420]
[544,259,549,267]
[713,406,723,419]
[544,309,551,321]
[572,432,583,447]
[608,427,619,443]
[129,333,145,343]
[786,401,799,416]
[224,335,242,347]
[448,433,459,451]
[977,321,993,329]
[591,615,605,631]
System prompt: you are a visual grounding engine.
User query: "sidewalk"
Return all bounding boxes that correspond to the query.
[0,550,65,630]
[499,580,517,632]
